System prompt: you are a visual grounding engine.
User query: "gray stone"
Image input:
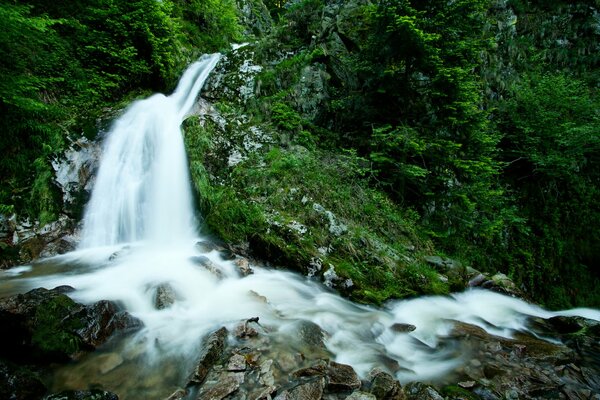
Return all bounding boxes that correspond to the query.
[227,353,247,372]
[346,392,377,400]
[390,323,416,333]
[327,361,361,392]
[189,327,228,385]
[275,377,325,400]
[165,388,187,400]
[154,283,177,310]
[404,382,443,400]
[369,368,402,400]
[196,375,240,400]
[190,255,223,279]
[235,257,253,276]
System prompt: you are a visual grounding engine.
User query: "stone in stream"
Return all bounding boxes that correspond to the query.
[368,368,403,400]
[227,353,247,372]
[327,361,361,392]
[403,382,443,400]
[346,392,377,400]
[0,286,141,363]
[153,283,177,310]
[164,388,187,400]
[189,255,223,279]
[274,377,326,400]
[235,256,253,276]
[195,240,222,253]
[390,323,416,333]
[0,359,47,400]
[188,327,228,386]
[44,390,119,400]
[196,375,240,400]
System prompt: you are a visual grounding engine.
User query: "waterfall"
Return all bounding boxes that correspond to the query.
[79,54,221,248]
[1,55,598,399]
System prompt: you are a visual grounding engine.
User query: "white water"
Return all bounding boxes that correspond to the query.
[2,55,599,397]
[79,54,221,248]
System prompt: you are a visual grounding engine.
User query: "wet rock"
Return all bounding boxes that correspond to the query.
[0,359,47,400]
[297,320,327,350]
[249,385,277,400]
[259,359,276,386]
[467,274,486,287]
[368,368,403,400]
[190,256,223,279]
[154,283,177,310]
[195,240,222,253]
[423,256,461,273]
[189,327,228,385]
[235,257,253,276]
[227,353,247,372]
[390,323,416,333]
[234,317,261,339]
[346,392,377,400]
[76,300,143,348]
[44,390,118,400]
[0,286,141,363]
[164,388,187,400]
[404,382,443,400]
[275,377,326,400]
[219,249,237,261]
[197,375,240,400]
[327,361,361,392]
[292,360,328,378]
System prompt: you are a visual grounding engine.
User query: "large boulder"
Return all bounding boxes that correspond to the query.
[0,286,142,363]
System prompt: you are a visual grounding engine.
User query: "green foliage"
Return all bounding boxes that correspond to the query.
[173,0,242,51]
[0,0,243,223]
[498,72,600,307]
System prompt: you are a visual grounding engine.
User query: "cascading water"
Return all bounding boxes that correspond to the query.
[79,54,221,248]
[1,55,599,399]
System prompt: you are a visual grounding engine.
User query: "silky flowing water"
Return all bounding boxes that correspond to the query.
[1,55,598,399]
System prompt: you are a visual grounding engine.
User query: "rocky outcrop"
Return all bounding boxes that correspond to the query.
[0,286,142,363]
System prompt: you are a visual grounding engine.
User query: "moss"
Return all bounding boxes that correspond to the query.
[441,385,481,400]
[31,295,84,358]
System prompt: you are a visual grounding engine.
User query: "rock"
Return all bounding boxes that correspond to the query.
[259,359,276,386]
[275,377,326,400]
[75,300,143,348]
[346,392,377,400]
[227,353,247,372]
[235,257,253,276]
[296,320,327,350]
[423,256,461,273]
[249,385,277,400]
[368,368,403,400]
[327,361,361,392]
[154,283,177,310]
[195,240,222,253]
[458,381,476,389]
[0,359,47,400]
[196,375,240,400]
[234,317,261,338]
[188,327,228,385]
[236,0,273,37]
[390,323,416,333]
[44,390,118,400]
[190,256,223,279]
[292,360,328,378]
[404,382,443,400]
[164,388,187,400]
[0,286,141,363]
[468,274,486,287]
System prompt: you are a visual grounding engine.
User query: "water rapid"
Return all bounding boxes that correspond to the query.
[1,55,599,398]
